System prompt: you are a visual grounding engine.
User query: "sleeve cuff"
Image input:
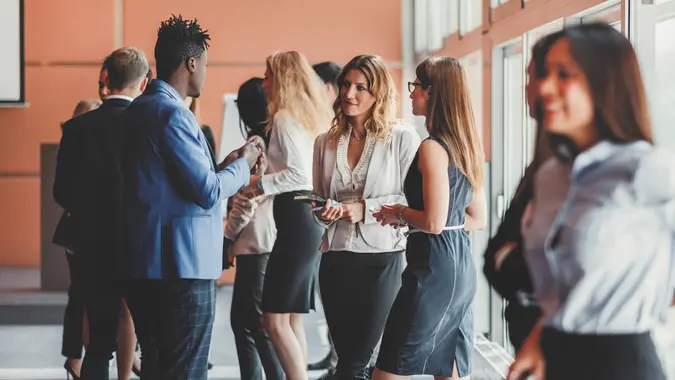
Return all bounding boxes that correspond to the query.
[363,198,378,224]
[312,211,334,229]
[259,175,278,195]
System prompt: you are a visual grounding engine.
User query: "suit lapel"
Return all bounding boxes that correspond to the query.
[363,139,388,198]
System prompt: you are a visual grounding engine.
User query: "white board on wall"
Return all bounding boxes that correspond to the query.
[0,0,24,104]
[218,93,246,161]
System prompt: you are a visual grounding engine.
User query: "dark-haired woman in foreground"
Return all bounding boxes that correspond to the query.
[509,23,674,380]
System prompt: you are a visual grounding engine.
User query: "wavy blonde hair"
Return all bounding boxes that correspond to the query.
[327,55,396,142]
[265,51,333,136]
[416,56,484,189]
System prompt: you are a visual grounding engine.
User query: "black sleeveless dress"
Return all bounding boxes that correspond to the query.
[376,136,476,377]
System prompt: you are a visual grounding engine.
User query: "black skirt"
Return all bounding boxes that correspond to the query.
[541,327,666,380]
[261,192,323,314]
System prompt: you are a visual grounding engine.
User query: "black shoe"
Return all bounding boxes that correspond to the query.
[63,360,80,380]
[131,362,141,377]
[308,351,335,371]
[208,361,214,370]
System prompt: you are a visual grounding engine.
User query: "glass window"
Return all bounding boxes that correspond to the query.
[523,19,563,163]
[502,44,526,201]
[460,50,484,144]
[578,2,622,30]
[491,0,509,8]
[653,15,675,148]
[460,0,483,34]
[446,0,459,35]
[459,50,488,336]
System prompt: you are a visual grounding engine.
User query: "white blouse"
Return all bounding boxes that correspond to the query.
[260,111,315,195]
[328,131,378,253]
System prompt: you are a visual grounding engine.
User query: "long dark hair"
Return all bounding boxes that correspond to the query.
[545,22,652,144]
[416,57,484,189]
[236,77,269,145]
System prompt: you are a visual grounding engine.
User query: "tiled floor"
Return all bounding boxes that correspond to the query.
[0,269,508,379]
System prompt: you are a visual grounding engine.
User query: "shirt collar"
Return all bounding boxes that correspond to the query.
[149,79,183,102]
[106,94,134,102]
[571,140,651,179]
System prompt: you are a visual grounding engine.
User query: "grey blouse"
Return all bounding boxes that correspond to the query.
[524,141,675,334]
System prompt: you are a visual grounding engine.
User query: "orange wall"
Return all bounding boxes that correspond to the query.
[0,0,403,266]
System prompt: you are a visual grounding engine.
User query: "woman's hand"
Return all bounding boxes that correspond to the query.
[508,328,545,380]
[314,199,343,222]
[240,176,263,199]
[372,204,404,227]
[341,202,365,223]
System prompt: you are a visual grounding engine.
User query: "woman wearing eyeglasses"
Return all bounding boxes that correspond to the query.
[373,57,487,380]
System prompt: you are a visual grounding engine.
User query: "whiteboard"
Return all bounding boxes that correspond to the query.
[218,93,247,161]
[0,0,23,103]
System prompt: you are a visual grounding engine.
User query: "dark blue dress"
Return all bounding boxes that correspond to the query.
[376,136,476,377]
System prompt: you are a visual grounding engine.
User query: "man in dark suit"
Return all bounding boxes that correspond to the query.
[54,46,151,379]
[118,15,260,379]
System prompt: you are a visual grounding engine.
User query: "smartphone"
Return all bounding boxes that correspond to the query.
[294,193,340,210]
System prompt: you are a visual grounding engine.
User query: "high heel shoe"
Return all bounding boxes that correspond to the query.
[132,362,141,377]
[63,360,80,380]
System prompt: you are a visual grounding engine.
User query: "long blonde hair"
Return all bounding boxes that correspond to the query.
[327,54,396,142]
[265,51,333,135]
[416,57,484,189]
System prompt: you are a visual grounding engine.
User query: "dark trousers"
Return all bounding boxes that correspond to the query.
[231,254,285,380]
[320,251,403,380]
[124,279,215,380]
[80,279,122,380]
[62,252,86,359]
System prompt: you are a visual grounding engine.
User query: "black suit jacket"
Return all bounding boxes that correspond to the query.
[53,98,131,276]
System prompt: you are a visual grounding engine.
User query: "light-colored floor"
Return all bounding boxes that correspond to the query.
[0,268,507,380]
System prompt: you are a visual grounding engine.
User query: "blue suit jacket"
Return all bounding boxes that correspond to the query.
[118,80,249,279]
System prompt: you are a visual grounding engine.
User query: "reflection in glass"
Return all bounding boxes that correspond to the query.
[654,15,675,149]
[503,51,525,202]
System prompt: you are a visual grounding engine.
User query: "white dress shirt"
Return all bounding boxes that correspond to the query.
[260,111,315,195]
[526,141,675,334]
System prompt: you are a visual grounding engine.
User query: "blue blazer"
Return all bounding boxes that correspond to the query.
[118,80,250,279]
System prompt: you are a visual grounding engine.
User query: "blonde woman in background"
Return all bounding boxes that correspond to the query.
[312,55,420,380]
[240,51,333,380]
[373,57,487,380]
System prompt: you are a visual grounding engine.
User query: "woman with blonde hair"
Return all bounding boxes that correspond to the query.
[312,54,420,380]
[373,57,487,380]
[241,50,332,380]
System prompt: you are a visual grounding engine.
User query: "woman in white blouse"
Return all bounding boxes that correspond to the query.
[240,51,333,380]
[312,54,420,380]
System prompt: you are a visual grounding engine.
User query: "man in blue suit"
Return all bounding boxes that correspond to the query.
[118,15,260,379]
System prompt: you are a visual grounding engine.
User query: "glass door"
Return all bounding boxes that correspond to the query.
[489,40,525,350]
[635,0,675,150]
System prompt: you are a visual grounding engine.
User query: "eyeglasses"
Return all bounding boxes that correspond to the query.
[407,81,423,93]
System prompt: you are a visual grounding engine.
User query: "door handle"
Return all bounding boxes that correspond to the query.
[496,194,505,220]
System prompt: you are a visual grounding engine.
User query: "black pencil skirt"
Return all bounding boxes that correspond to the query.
[261,192,323,314]
[541,327,666,380]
